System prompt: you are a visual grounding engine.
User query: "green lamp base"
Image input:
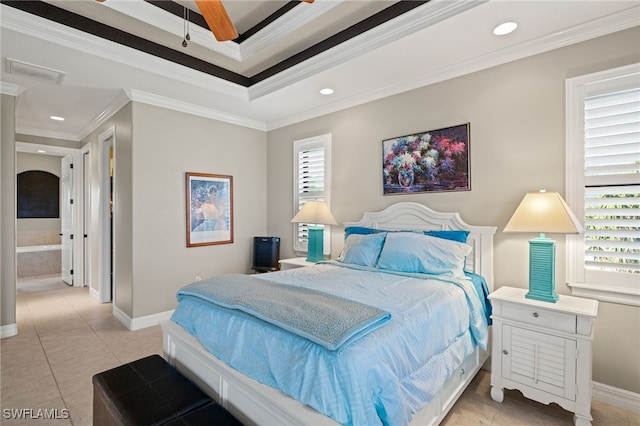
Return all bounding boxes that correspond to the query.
[306,226,324,263]
[525,234,559,303]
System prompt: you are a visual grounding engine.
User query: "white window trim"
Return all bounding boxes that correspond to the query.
[565,62,640,306]
[292,133,332,255]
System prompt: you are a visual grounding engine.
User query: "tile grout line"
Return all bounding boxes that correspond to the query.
[22,289,74,425]
[60,287,124,364]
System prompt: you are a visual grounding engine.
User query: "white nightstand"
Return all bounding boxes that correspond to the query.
[278,257,316,270]
[489,286,599,426]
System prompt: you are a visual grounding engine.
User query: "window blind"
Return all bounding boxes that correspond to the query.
[296,146,326,243]
[293,134,331,253]
[583,88,640,274]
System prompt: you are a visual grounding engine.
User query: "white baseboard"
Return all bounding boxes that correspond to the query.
[89,286,100,302]
[113,305,174,331]
[593,381,640,414]
[0,323,18,339]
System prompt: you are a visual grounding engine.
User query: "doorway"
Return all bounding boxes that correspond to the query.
[15,142,85,291]
[98,128,115,304]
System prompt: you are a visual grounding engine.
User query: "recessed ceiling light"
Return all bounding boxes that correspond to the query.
[320,88,334,95]
[493,22,518,36]
[37,150,47,153]
[50,115,65,121]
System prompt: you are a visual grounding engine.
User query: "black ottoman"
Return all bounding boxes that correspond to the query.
[92,354,240,425]
[162,402,243,426]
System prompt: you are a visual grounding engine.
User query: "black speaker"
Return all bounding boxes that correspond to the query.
[252,237,280,273]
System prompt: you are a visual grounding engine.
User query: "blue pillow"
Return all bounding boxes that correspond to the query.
[424,230,470,243]
[340,233,387,267]
[345,226,470,244]
[344,226,381,239]
[376,232,472,278]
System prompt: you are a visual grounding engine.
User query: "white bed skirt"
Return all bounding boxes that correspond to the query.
[162,320,487,426]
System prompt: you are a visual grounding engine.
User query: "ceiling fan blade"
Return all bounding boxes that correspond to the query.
[300,0,314,2]
[194,0,238,42]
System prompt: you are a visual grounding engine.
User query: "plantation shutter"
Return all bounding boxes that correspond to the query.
[293,135,332,253]
[297,146,325,244]
[583,88,640,274]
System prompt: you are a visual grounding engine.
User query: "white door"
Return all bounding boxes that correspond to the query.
[61,155,74,285]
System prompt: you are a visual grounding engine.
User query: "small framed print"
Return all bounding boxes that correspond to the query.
[186,172,233,247]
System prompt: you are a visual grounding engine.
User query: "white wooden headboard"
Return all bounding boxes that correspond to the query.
[343,202,497,291]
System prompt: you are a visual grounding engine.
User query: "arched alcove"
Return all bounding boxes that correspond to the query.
[17,170,59,218]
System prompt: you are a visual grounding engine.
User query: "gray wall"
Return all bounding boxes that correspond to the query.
[1,93,16,330]
[82,101,268,319]
[266,27,640,394]
[83,103,134,314]
[128,102,267,318]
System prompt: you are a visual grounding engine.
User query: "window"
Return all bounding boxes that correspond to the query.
[566,63,640,306]
[293,134,332,253]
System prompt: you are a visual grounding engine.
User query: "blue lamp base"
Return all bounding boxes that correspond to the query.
[526,234,559,303]
[306,226,324,263]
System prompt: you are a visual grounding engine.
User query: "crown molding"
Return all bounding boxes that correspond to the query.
[124,89,267,131]
[0,81,25,97]
[249,0,488,101]
[239,0,344,61]
[4,2,638,136]
[14,125,82,142]
[77,90,131,141]
[0,5,247,99]
[267,5,640,130]
[16,141,78,155]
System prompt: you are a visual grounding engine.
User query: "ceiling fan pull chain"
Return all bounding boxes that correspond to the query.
[186,8,191,41]
[182,7,188,48]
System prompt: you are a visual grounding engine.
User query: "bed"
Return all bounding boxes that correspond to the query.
[162,202,496,425]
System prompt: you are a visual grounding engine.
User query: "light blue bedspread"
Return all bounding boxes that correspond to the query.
[171,263,489,426]
[177,274,391,352]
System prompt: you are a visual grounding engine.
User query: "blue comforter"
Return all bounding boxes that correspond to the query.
[176,274,391,352]
[171,263,489,426]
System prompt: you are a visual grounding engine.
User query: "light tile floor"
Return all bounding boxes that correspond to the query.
[1,276,163,425]
[1,276,638,425]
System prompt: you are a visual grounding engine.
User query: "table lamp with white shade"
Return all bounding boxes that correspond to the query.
[291,201,337,262]
[504,190,583,303]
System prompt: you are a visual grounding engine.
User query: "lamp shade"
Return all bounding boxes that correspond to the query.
[504,191,583,234]
[291,201,337,225]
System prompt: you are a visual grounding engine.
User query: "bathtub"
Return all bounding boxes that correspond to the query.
[17,245,62,278]
[16,244,62,254]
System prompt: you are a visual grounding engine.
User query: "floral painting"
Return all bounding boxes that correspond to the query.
[186,172,233,247]
[382,123,470,194]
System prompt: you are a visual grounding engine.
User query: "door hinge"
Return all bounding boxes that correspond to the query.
[70,199,74,204]
[70,269,74,275]
[70,234,74,240]
[84,234,88,238]
[70,163,74,169]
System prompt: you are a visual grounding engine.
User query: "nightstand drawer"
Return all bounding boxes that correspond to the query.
[502,304,576,334]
